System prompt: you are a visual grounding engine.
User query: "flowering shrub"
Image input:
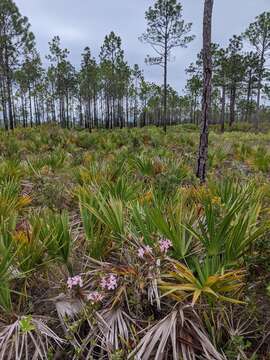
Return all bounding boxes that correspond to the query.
[87,291,104,303]
[100,274,118,290]
[159,239,173,254]
[67,275,83,289]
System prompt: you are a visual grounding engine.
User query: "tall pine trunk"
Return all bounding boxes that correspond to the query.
[196,0,214,183]
[163,36,168,133]
[220,84,226,133]
[254,44,265,129]
[245,70,252,122]
[229,86,236,126]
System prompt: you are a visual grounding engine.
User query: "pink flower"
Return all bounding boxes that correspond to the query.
[67,275,83,289]
[107,274,118,290]
[138,248,145,258]
[100,277,108,289]
[100,274,118,291]
[137,245,153,258]
[159,239,173,254]
[87,291,104,303]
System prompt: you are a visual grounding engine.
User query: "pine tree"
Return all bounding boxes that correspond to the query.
[245,12,270,128]
[100,32,127,128]
[0,0,34,129]
[47,36,70,127]
[79,47,99,130]
[196,0,214,183]
[225,36,246,127]
[140,0,194,132]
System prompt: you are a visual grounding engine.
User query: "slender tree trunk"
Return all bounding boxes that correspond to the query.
[4,46,14,130]
[220,84,226,132]
[94,91,98,129]
[229,86,236,126]
[21,95,26,127]
[6,69,14,129]
[33,94,38,125]
[190,98,193,123]
[254,45,265,129]
[29,87,33,127]
[245,70,252,122]
[125,95,129,125]
[66,94,70,129]
[194,95,197,124]
[105,94,110,129]
[12,97,17,127]
[6,80,13,129]
[24,97,28,127]
[196,0,214,183]
[0,77,8,130]
[163,37,168,133]
[79,95,83,127]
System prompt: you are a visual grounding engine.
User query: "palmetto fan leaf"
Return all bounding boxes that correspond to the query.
[185,183,266,264]
[0,180,27,220]
[129,306,225,360]
[77,308,137,358]
[0,316,64,360]
[159,259,245,305]
[84,193,125,241]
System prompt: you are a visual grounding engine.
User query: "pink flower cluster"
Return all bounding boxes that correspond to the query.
[138,245,153,258]
[67,275,83,289]
[159,239,173,254]
[87,291,104,303]
[101,274,118,291]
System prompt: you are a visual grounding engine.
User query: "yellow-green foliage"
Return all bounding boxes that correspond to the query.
[0,124,269,359]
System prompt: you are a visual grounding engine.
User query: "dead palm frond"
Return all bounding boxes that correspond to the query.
[75,308,137,359]
[0,315,64,360]
[129,305,225,360]
[97,308,136,351]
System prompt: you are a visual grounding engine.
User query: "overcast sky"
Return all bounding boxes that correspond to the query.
[15,0,269,93]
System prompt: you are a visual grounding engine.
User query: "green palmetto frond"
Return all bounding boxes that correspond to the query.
[78,188,112,259]
[145,195,196,259]
[0,243,15,314]
[84,193,125,242]
[185,183,267,264]
[0,180,25,220]
[101,176,139,202]
[38,210,73,269]
[130,156,156,177]
[159,259,245,306]
[129,202,156,246]
[0,159,24,182]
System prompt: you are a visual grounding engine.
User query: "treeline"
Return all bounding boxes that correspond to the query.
[0,0,269,131]
[186,14,270,129]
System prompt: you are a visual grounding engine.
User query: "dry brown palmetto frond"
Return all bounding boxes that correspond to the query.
[129,305,225,360]
[55,293,84,321]
[0,316,64,360]
[77,308,137,359]
[222,305,256,339]
[97,308,136,351]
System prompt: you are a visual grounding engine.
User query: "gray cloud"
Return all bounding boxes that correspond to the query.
[15,0,269,93]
